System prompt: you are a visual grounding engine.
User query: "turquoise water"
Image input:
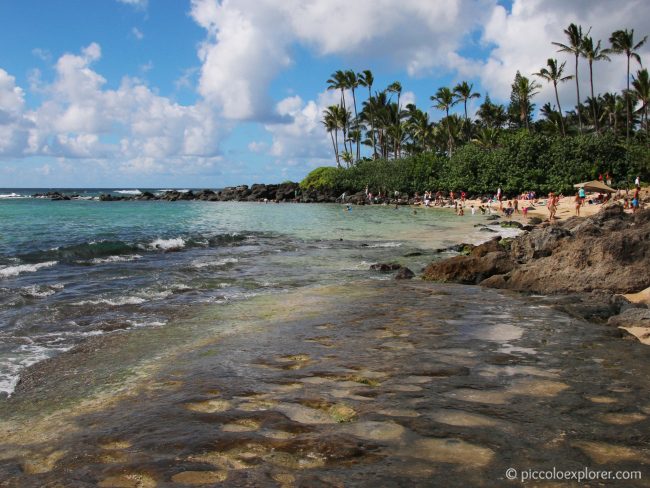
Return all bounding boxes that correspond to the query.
[0,194,508,396]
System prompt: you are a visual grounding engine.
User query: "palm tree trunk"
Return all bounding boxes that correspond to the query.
[340,89,349,154]
[554,81,566,136]
[463,100,470,141]
[626,54,630,142]
[589,61,599,133]
[445,108,453,155]
[330,131,340,167]
[368,87,377,159]
[575,53,583,134]
[351,89,360,161]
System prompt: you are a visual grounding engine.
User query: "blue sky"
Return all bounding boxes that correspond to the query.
[0,0,648,188]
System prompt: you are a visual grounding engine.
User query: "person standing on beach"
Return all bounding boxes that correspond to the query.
[606,172,612,186]
[635,175,641,188]
[575,192,581,216]
[513,198,519,214]
[547,192,557,223]
[578,186,586,206]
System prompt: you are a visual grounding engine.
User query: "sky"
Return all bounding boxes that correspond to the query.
[0,0,649,188]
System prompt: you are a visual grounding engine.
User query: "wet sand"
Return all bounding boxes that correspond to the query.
[1,281,649,487]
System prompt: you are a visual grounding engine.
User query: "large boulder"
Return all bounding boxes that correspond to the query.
[487,206,650,294]
[422,238,514,285]
[425,206,650,296]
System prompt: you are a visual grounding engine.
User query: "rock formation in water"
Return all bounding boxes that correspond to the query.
[422,204,650,343]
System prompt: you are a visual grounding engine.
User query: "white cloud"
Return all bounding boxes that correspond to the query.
[263,90,340,169]
[132,27,144,40]
[116,0,147,9]
[0,69,32,157]
[478,0,650,107]
[1,45,229,175]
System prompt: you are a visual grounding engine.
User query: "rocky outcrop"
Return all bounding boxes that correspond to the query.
[485,206,650,294]
[423,205,650,345]
[608,308,650,345]
[424,205,650,295]
[422,238,515,285]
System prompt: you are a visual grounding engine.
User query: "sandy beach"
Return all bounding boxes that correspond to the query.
[436,187,649,222]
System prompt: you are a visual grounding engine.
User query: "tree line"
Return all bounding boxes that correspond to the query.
[319,23,649,168]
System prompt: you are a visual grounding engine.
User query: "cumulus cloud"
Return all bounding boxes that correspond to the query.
[189,0,494,121]
[478,0,650,106]
[189,0,649,127]
[1,44,229,174]
[0,69,32,156]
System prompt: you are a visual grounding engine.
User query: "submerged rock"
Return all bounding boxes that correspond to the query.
[422,238,514,285]
[370,263,402,273]
[394,267,415,280]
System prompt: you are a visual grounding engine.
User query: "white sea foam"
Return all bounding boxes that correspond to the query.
[0,192,27,199]
[0,343,72,397]
[0,261,58,279]
[19,283,64,298]
[367,242,403,248]
[145,238,186,251]
[89,254,142,264]
[191,257,239,268]
[114,189,142,195]
[74,296,148,306]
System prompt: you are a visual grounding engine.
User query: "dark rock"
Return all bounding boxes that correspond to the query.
[370,263,402,273]
[482,206,650,295]
[500,220,523,229]
[608,308,650,328]
[395,267,415,280]
[485,215,500,220]
[422,251,514,285]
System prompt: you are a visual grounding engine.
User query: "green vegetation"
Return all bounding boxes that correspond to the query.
[302,132,649,195]
[307,22,649,195]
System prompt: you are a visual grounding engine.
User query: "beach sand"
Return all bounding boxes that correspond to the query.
[424,187,649,223]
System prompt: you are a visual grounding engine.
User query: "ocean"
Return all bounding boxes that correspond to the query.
[2,190,650,486]
[0,189,503,396]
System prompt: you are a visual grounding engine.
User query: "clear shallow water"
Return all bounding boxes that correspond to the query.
[0,196,504,396]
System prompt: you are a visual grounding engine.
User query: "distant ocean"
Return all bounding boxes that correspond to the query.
[0,189,518,396]
[0,188,199,199]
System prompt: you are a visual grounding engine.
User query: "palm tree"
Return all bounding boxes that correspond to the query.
[510,72,541,131]
[358,70,377,159]
[472,127,500,149]
[431,87,456,154]
[362,91,392,159]
[602,92,626,134]
[580,36,610,132]
[539,102,564,134]
[632,68,650,134]
[534,58,573,136]
[405,104,434,153]
[453,81,481,140]
[553,23,585,133]
[322,105,341,167]
[345,70,361,161]
[476,94,507,129]
[387,81,403,110]
[327,70,350,152]
[607,29,648,140]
